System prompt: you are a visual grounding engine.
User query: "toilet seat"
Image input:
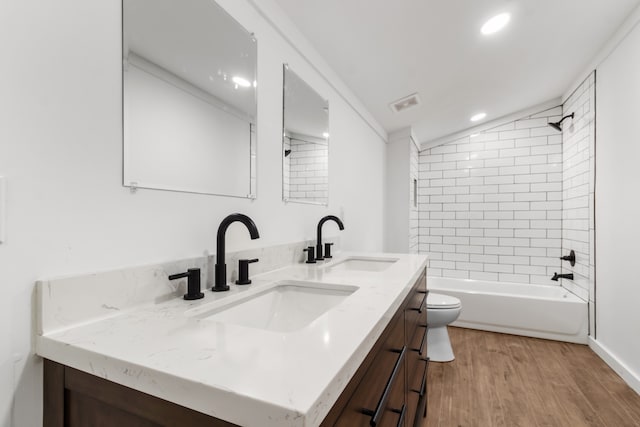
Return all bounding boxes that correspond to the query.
[427,292,461,309]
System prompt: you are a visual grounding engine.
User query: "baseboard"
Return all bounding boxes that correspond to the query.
[589,337,640,395]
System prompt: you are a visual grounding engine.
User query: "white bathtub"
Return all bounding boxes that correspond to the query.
[428,277,588,344]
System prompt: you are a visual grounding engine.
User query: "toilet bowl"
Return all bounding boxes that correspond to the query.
[426,292,461,362]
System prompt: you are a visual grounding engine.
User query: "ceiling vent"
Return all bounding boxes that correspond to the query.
[389,93,422,113]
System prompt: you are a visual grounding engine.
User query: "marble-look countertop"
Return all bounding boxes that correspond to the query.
[36,252,428,427]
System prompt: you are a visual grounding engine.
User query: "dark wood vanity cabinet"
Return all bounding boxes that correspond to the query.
[43,270,428,427]
[323,269,428,427]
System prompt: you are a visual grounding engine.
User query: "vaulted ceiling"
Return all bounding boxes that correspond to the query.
[273,0,640,144]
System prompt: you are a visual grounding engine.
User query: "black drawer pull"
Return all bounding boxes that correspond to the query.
[410,292,428,313]
[410,326,427,356]
[392,404,406,427]
[419,358,428,397]
[418,327,427,356]
[361,346,406,426]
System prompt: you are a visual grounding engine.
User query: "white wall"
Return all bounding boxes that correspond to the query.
[593,19,640,392]
[384,128,413,253]
[0,0,386,425]
[418,108,564,284]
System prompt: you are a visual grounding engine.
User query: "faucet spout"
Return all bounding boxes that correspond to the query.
[316,215,344,261]
[551,272,574,281]
[214,213,260,292]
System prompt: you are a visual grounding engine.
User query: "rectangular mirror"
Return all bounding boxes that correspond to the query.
[282,65,329,205]
[123,0,257,197]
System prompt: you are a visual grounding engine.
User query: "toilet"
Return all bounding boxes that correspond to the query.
[426,292,462,362]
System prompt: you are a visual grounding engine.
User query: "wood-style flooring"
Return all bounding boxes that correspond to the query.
[424,327,640,427]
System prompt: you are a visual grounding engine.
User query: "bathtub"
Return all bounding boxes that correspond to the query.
[428,277,588,344]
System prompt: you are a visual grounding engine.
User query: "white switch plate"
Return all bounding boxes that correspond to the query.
[0,176,5,244]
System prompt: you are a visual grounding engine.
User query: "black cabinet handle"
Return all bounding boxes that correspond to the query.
[419,358,428,397]
[361,346,406,426]
[392,404,406,427]
[418,327,427,356]
[410,291,428,313]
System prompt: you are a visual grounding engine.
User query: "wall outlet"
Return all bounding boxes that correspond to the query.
[0,176,5,244]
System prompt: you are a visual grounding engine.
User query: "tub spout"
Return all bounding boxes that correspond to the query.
[551,272,574,281]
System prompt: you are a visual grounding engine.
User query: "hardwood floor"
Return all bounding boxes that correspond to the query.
[424,327,640,427]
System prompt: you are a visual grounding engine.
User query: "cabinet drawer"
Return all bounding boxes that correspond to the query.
[335,317,405,427]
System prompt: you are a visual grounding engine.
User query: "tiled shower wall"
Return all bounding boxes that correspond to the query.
[418,107,564,284]
[410,138,419,253]
[561,73,595,301]
[284,136,328,203]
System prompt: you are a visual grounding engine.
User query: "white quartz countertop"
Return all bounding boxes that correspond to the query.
[36,252,428,427]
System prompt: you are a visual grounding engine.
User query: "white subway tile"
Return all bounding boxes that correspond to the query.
[443,169,470,178]
[515,229,547,238]
[485,157,515,168]
[443,203,470,211]
[485,175,514,185]
[455,245,484,254]
[514,192,547,202]
[499,238,530,247]
[469,240,499,249]
[515,174,547,184]
[471,185,500,194]
[443,236,470,245]
[456,211,484,220]
[470,167,501,177]
[485,246,514,255]
[515,155,548,165]
[515,247,547,256]
[499,202,530,211]
[443,252,470,262]
[500,129,530,140]
[456,262,484,272]
[499,165,531,175]
[485,263,514,273]
[485,193,514,203]
[456,228,484,237]
[499,255,530,265]
[485,228,514,238]
[515,136,548,147]
[500,147,531,158]
[485,211,514,220]
[470,202,499,211]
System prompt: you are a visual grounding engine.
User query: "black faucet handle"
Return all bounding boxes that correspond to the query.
[169,268,204,300]
[303,247,317,264]
[236,258,259,285]
[324,242,335,259]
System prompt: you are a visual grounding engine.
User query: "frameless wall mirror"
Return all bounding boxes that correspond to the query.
[282,65,329,205]
[123,0,257,197]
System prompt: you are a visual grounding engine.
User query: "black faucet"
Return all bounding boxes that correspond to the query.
[213,213,260,292]
[551,272,574,281]
[316,215,344,261]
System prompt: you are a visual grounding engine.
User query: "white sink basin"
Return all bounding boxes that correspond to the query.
[325,257,398,272]
[188,281,357,332]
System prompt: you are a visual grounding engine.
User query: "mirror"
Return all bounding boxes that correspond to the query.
[123,0,257,197]
[282,65,329,205]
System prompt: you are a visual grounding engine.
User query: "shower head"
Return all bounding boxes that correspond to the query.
[284,149,291,157]
[548,113,574,132]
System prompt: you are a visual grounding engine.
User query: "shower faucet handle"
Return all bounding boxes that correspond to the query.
[559,250,576,267]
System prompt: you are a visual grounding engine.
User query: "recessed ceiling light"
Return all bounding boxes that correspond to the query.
[470,112,487,122]
[481,13,510,35]
[232,76,251,88]
[322,132,330,138]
